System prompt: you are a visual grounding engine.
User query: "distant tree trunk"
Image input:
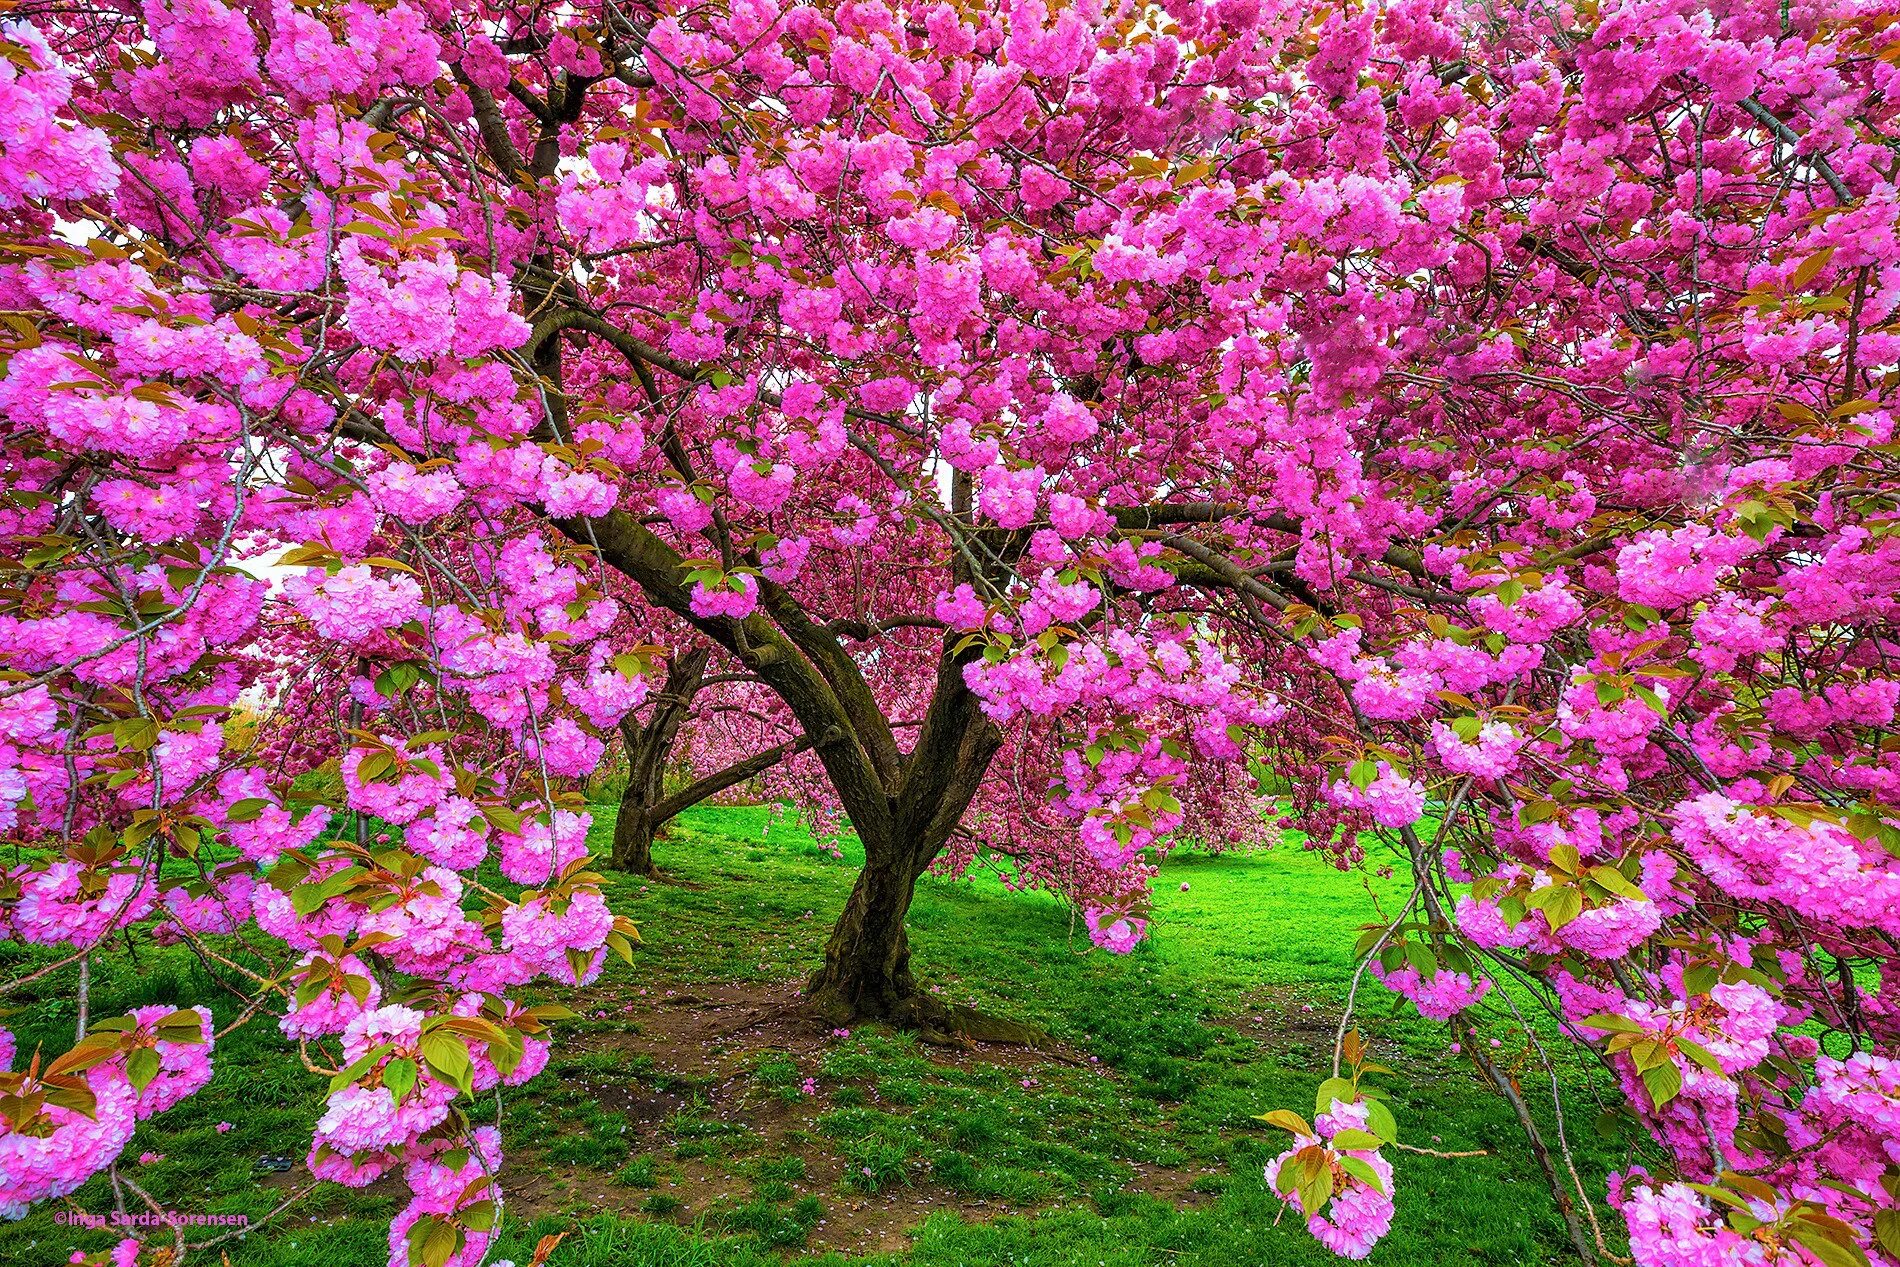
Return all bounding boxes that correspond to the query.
[609,646,819,876]
[611,648,708,874]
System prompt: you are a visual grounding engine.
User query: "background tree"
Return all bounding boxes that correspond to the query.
[604,642,815,875]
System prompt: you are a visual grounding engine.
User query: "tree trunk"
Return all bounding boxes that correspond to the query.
[611,789,657,875]
[802,643,1029,1041]
[553,465,1017,1038]
[608,648,709,875]
[806,843,1045,1043]
[806,850,923,1020]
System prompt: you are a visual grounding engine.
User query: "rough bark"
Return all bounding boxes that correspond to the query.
[610,788,660,876]
[804,842,1041,1045]
[805,849,926,1020]
[800,645,1037,1041]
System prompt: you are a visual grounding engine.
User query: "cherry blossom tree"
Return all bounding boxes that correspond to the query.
[603,639,813,874]
[6,0,1900,1265]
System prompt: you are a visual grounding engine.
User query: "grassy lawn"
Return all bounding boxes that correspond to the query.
[0,805,1631,1266]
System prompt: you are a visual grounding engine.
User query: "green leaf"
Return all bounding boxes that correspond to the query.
[126,1047,161,1093]
[42,1082,97,1117]
[290,881,330,917]
[1790,1225,1869,1267]
[1874,1208,1900,1258]
[1363,1098,1399,1146]
[1314,1077,1356,1116]
[1790,245,1836,289]
[1330,1128,1384,1150]
[1675,1039,1726,1076]
[1524,882,1584,930]
[1296,1165,1336,1219]
[383,1057,417,1103]
[1592,1108,1629,1141]
[1588,865,1648,901]
[419,1215,461,1267]
[154,1009,205,1041]
[1683,1182,1753,1212]
[115,717,159,752]
[1630,683,1670,717]
[46,1034,125,1078]
[1630,1038,1669,1071]
[1579,1013,1643,1034]
[1254,1109,1312,1136]
[421,1032,474,1097]
[1682,962,1720,997]
[227,798,273,823]
[1642,1060,1683,1110]
[488,1029,525,1079]
[328,1047,385,1096]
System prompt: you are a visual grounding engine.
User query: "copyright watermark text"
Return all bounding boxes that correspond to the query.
[54,1211,250,1230]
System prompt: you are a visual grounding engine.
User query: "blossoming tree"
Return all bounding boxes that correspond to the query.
[5,0,1900,1264]
[602,638,809,875]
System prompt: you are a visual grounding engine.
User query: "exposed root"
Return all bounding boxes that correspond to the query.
[806,980,1051,1048]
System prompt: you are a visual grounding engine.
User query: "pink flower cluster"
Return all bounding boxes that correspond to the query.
[1265,1101,1396,1260]
[1371,962,1491,1022]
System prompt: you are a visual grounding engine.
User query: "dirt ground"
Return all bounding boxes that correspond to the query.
[498,980,1219,1255]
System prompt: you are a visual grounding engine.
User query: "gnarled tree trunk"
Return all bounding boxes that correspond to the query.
[806,848,928,1020]
[805,834,1040,1043]
[802,647,1033,1040]
[610,789,661,875]
[547,369,1017,1037]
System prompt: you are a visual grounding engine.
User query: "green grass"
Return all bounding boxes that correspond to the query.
[0,805,1634,1266]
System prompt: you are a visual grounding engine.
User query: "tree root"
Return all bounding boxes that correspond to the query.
[806,981,1051,1048]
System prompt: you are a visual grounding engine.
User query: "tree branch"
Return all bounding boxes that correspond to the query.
[651,732,820,824]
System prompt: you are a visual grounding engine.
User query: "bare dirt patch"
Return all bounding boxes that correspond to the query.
[570,978,1086,1084]
[498,978,1210,1253]
[1212,982,1341,1049]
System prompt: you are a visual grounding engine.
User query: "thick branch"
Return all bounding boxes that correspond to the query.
[449,68,525,177]
[552,507,897,847]
[651,732,820,824]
